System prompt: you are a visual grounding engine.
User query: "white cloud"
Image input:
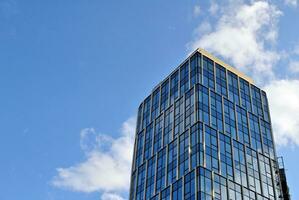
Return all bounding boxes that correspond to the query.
[193,5,201,17]
[52,117,136,198]
[264,80,299,146]
[294,44,299,55]
[209,1,219,15]
[193,21,212,37]
[188,0,282,83]
[101,192,126,200]
[289,60,299,73]
[188,0,299,148]
[284,0,298,7]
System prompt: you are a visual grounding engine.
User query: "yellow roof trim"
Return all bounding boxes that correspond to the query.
[198,48,254,84]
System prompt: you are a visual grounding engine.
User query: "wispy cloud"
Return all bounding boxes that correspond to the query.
[284,0,298,7]
[208,1,219,15]
[193,5,201,17]
[289,60,299,73]
[294,44,299,55]
[192,21,212,37]
[51,117,136,199]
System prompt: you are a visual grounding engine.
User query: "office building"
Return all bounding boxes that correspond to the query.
[129,49,286,200]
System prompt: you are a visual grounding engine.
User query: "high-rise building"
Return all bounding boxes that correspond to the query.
[129,49,287,200]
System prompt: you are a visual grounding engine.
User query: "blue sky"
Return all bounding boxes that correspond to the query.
[0,0,299,200]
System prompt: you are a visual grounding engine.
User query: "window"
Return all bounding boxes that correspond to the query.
[143,96,151,128]
[144,123,153,161]
[170,71,179,105]
[203,56,215,90]
[197,167,212,200]
[136,164,146,200]
[130,171,137,200]
[233,140,247,187]
[145,156,156,199]
[163,106,173,146]
[228,71,240,105]
[259,154,274,199]
[161,79,170,112]
[261,91,270,122]
[197,85,210,125]
[179,130,190,177]
[256,194,269,200]
[185,88,195,129]
[190,53,201,87]
[205,125,219,172]
[236,105,250,146]
[161,186,171,200]
[260,119,274,159]
[137,103,143,133]
[174,97,184,138]
[216,63,227,97]
[224,98,237,139]
[251,85,263,118]
[172,178,183,200]
[184,171,195,200]
[150,194,159,200]
[213,173,228,200]
[210,91,223,132]
[249,113,262,153]
[219,133,233,180]
[156,148,166,193]
[239,78,252,112]
[190,122,204,169]
[153,115,163,154]
[228,180,242,200]
[242,187,256,200]
[180,61,189,95]
[136,131,144,168]
[246,147,261,194]
[167,139,177,185]
[259,154,275,199]
[151,88,160,121]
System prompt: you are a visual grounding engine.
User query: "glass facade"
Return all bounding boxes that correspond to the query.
[129,49,284,200]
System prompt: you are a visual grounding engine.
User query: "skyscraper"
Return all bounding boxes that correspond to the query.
[129,49,286,200]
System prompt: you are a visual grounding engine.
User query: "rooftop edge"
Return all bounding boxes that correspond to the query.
[152,48,254,93]
[197,48,254,84]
